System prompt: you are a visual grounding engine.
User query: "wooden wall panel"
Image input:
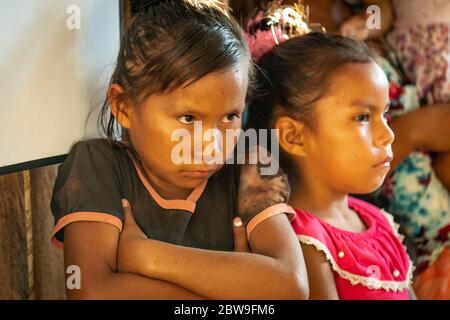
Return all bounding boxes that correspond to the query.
[0,165,66,300]
[30,165,66,300]
[1,1,127,299]
[0,172,28,299]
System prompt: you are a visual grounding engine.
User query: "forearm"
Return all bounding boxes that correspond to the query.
[136,241,300,299]
[432,152,450,191]
[388,110,423,172]
[62,221,204,300]
[127,216,307,299]
[389,104,450,173]
[67,270,205,300]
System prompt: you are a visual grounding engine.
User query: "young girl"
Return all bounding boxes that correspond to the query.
[289,0,450,299]
[247,31,415,299]
[50,0,308,300]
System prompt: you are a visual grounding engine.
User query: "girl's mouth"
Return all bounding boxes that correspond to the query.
[180,169,217,179]
[373,154,393,168]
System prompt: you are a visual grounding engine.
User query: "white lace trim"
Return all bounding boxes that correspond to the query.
[298,234,414,292]
[379,209,417,272]
[379,209,404,242]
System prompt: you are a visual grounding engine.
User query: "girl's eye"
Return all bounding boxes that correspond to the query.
[178,115,195,124]
[355,113,370,123]
[222,113,240,124]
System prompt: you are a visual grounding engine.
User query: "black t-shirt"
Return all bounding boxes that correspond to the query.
[50,139,242,251]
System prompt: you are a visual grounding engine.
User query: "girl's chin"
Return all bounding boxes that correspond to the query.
[177,175,210,189]
[353,177,387,195]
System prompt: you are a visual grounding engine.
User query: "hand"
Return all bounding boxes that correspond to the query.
[233,217,250,253]
[340,14,370,40]
[237,146,291,226]
[117,199,148,273]
[414,105,450,152]
[432,152,450,192]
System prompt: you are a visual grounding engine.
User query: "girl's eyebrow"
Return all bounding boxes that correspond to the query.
[171,104,244,116]
[226,107,245,115]
[350,100,390,111]
[169,103,206,116]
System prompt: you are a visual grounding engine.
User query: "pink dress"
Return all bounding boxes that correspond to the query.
[291,197,414,300]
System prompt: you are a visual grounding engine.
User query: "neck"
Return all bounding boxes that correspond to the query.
[288,173,349,219]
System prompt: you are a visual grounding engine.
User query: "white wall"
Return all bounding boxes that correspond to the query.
[0,0,120,169]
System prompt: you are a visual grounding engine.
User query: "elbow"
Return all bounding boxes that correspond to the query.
[283,272,309,300]
[68,286,115,300]
[66,275,112,300]
[266,269,309,300]
[277,256,310,300]
[66,287,103,300]
[66,289,91,300]
[263,256,310,299]
[247,273,309,300]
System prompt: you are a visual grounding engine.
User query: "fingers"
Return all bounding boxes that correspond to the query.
[121,199,136,225]
[233,217,250,252]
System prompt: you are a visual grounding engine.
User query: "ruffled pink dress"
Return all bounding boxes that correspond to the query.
[291,197,414,300]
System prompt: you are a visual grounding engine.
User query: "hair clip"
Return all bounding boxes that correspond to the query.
[245,0,313,61]
[265,0,311,42]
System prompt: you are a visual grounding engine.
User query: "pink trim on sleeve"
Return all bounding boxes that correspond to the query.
[50,211,123,249]
[246,203,296,240]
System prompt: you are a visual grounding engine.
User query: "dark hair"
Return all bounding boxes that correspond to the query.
[99,0,251,143]
[228,0,268,25]
[247,32,375,180]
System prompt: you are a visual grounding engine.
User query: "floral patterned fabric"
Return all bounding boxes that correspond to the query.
[377,53,450,266]
[387,23,450,105]
[375,51,450,299]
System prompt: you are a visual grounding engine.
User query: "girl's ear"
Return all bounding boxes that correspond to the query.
[108,84,132,129]
[275,116,308,157]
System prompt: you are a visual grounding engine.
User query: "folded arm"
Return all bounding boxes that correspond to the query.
[120,205,308,300]
[118,157,308,300]
[63,221,204,300]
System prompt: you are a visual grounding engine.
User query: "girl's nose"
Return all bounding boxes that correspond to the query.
[376,119,395,148]
[202,128,223,165]
[192,123,223,164]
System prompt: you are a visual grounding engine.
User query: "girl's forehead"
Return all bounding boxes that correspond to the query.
[144,68,248,115]
[184,66,249,94]
[313,63,389,115]
[328,63,388,97]
[186,73,247,106]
